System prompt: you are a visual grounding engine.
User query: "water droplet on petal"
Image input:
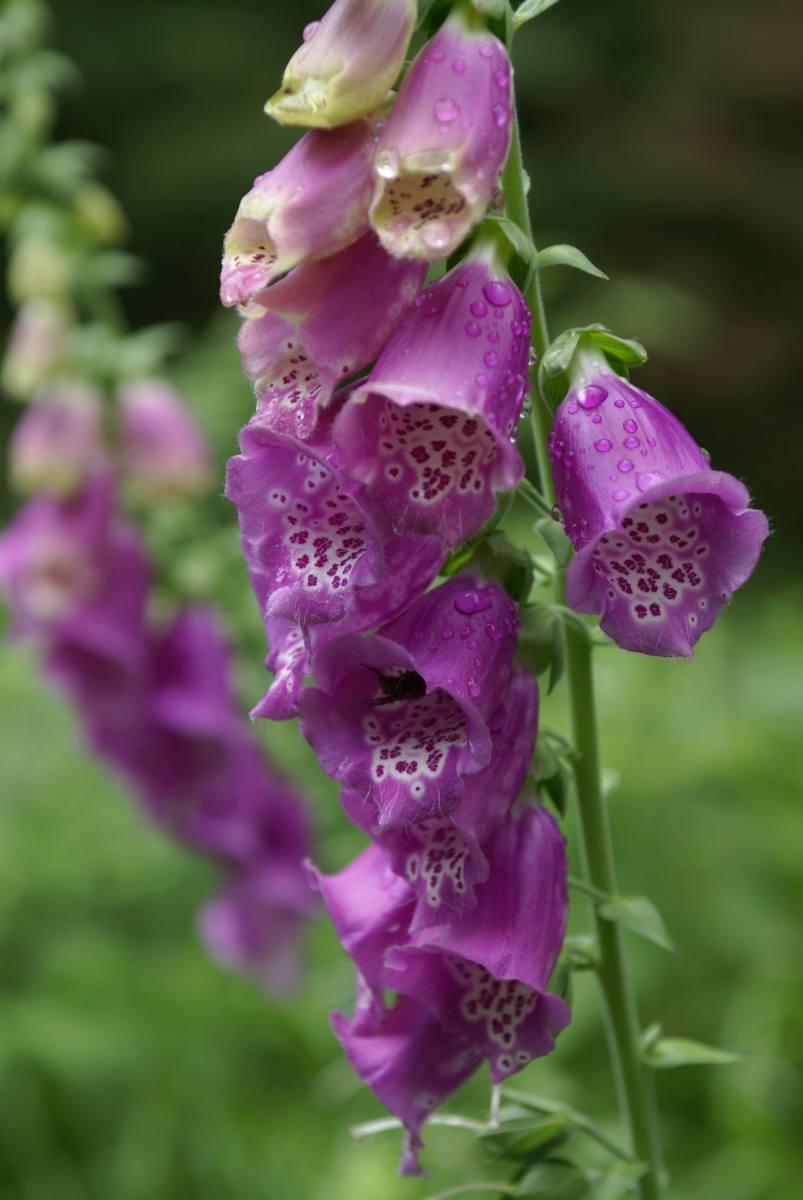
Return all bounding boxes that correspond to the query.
[636,470,666,492]
[434,97,459,123]
[578,384,607,410]
[483,281,512,307]
[614,398,625,408]
[594,438,613,453]
[623,418,638,433]
[612,489,630,502]
[452,58,466,74]
[455,589,492,615]
[465,321,481,337]
[480,43,494,59]
[623,436,640,449]
[422,221,450,251]
[432,49,446,63]
[376,148,400,180]
[468,678,481,699]
[492,104,509,128]
[617,459,634,473]
[495,68,509,89]
[476,372,489,387]
[483,351,499,368]
[470,300,488,317]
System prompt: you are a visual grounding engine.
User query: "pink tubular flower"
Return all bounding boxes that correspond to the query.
[370,12,513,260]
[8,383,103,496]
[332,249,530,545]
[118,379,212,499]
[549,355,769,656]
[237,232,426,440]
[220,122,377,309]
[265,0,416,130]
[1,299,72,399]
[225,400,444,716]
[299,576,519,828]
[342,669,538,921]
[315,804,570,1173]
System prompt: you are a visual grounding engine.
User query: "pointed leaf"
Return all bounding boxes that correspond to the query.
[643,1037,741,1069]
[533,244,608,280]
[590,1162,647,1200]
[513,0,562,31]
[598,895,675,952]
[517,1162,590,1199]
[534,516,573,568]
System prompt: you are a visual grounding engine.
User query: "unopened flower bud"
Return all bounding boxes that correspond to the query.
[1,299,72,399]
[265,0,416,129]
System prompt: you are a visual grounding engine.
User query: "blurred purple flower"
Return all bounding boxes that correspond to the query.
[118,379,212,499]
[1,299,71,399]
[9,382,103,496]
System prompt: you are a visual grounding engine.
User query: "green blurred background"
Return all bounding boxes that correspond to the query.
[1,1,801,1197]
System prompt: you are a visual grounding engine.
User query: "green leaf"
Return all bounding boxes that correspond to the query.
[532,244,608,280]
[590,1162,647,1200]
[643,1036,741,1070]
[598,895,676,953]
[517,1162,590,1199]
[517,604,566,693]
[471,0,508,19]
[534,516,573,569]
[485,214,535,266]
[541,325,647,380]
[564,934,599,971]
[416,0,452,34]
[483,1114,572,1162]
[541,759,572,814]
[474,530,534,602]
[513,0,562,32]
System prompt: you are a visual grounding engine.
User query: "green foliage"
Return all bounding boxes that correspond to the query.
[641,1026,740,1070]
[597,896,676,954]
[512,0,561,33]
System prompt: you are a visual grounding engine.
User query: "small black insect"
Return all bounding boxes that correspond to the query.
[366,667,427,706]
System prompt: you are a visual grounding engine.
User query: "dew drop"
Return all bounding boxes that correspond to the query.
[617,458,634,473]
[441,626,454,640]
[551,504,562,522]
[476,372,489,387]
[376,148,400,180]
[452,58,466,73]
[432,48,446,63]
[591,413,603,424]
[492,104,509,128]
[647,437,656,447]
[578,384,607,410]
[623,435,640,449]
[434,97,459,123]
[465,321,482,337]
[614,398,625,408]
[483,281,512,307]
[612,489,630,502]
[470,300,488,318]
[487,329,500,343]
[567,401,579,414]
[495,68,509,89]
[468,678,481,699]
[455,590,492,615]
[594,438,613,453]
[636,470,666,492]
[480,43,494,59]
[483,351,499,367]
[623,418,638,433]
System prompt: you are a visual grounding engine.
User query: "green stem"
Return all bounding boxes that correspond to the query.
[502,44,666,1200]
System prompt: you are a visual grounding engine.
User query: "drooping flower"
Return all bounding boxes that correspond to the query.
[237,232,426,440]
[1,299,72,399]
[342,668,538,920]
[300,576,519,828]
[314,804,570,1173]
[8,382,103,496]
[226,401,444,717]
[370,12,513,260]
[118,379,212,499]
[265,0,416,130]
[332,248,530,544]
[198,761,315,992]
[549,354,770,656]
[220,122,377,309]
